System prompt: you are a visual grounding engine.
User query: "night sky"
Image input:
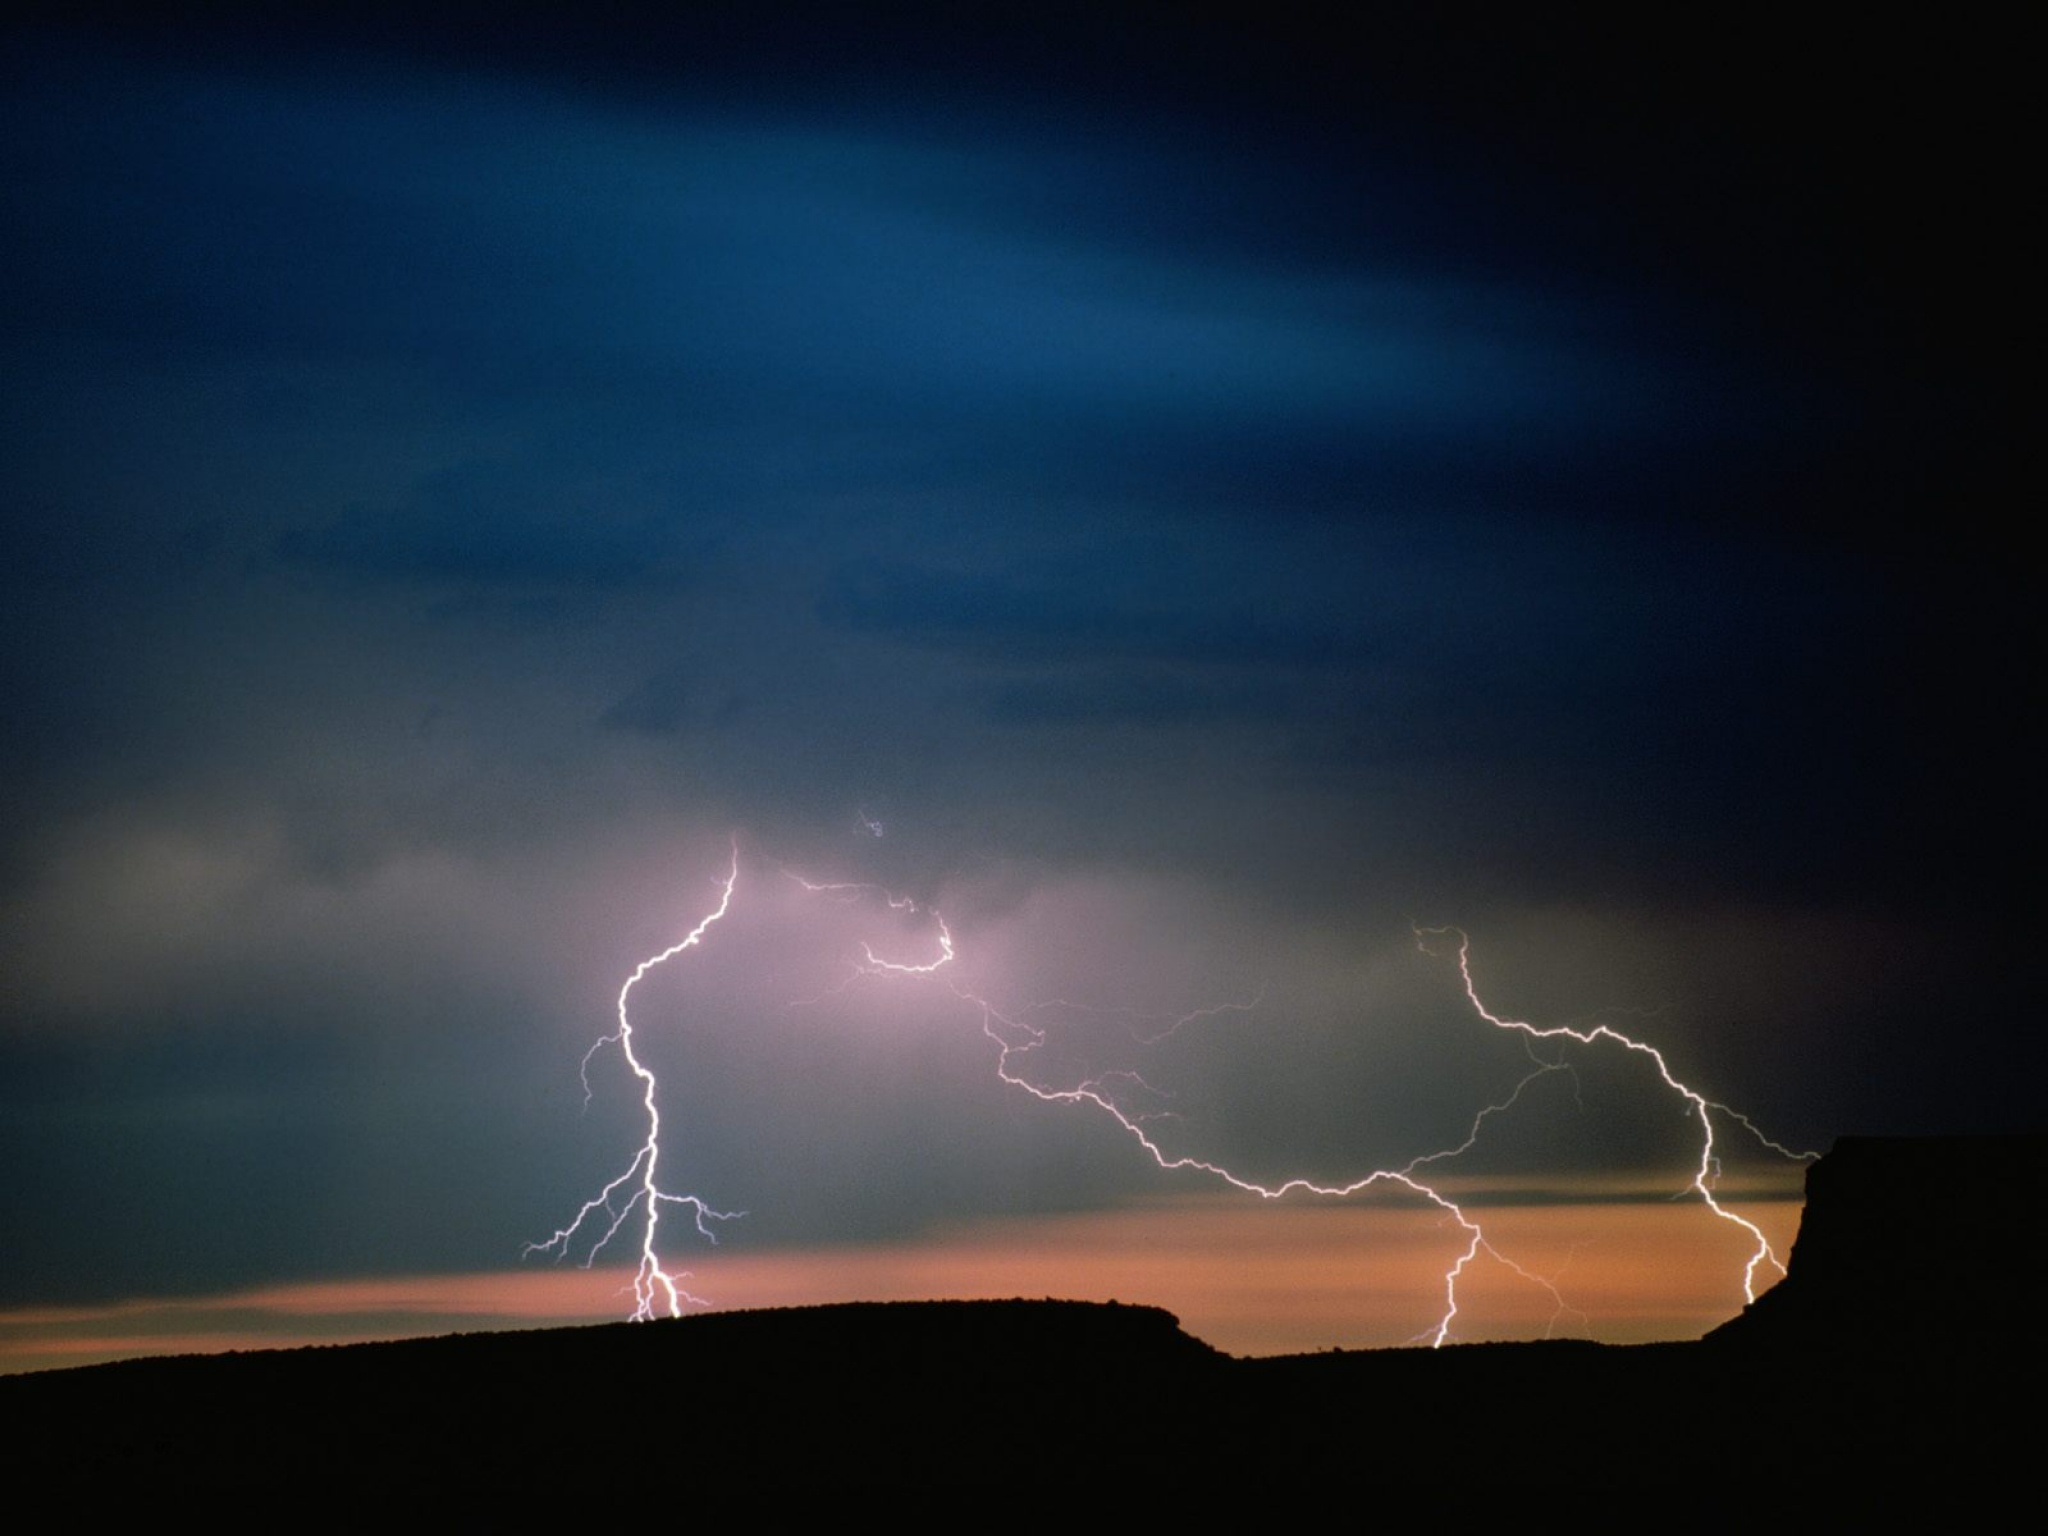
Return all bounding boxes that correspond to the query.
[2,8,2032,1366]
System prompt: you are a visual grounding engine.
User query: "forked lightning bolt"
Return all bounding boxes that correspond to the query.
[1417,925,1816,1304]
[523,839,742,1318]
[532,842,1815,1343]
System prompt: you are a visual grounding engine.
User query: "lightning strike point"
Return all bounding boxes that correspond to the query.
[525,838,744,1319]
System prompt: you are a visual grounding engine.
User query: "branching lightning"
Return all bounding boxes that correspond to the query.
[523,838,743,1319]
[531,839,1816,1344]
[1416,925,1818,1304]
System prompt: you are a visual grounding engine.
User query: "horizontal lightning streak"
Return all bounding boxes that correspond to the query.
[843,898,1810,1344]
[533,843,1816,1346]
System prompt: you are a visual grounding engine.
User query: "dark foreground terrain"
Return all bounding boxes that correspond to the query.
[6,1137,2037,1495]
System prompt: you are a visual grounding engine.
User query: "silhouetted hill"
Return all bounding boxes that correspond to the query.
[5,1139,2035,1497]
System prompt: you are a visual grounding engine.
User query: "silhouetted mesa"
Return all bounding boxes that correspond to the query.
[1711,1133,2048,1352]
[4,1141,2037,1495]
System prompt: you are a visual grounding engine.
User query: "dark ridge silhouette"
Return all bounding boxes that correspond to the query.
[4,1139,2035,1496]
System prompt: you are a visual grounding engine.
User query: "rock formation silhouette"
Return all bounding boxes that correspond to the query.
[4,1137,2034,1498]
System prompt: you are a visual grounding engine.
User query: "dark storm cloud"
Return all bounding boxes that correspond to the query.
[980,672,1288,729]
[1,11,2033,1322]
[1,17,2017,901]
[277,463,703,590]
[817,557,1351,671]
[3,23,1734,458]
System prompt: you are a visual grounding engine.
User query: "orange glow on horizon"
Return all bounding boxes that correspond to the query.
[0,1191,1802,1375]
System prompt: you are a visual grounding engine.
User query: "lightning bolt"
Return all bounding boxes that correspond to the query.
[1415,924,1819,1304]
[912,942,1579,1348]
[533,840,1816,1345]
[523,839,742,1319]
[825,879,1815,1343]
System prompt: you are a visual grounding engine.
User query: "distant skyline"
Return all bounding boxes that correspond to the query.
[2,9,2031,1369]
